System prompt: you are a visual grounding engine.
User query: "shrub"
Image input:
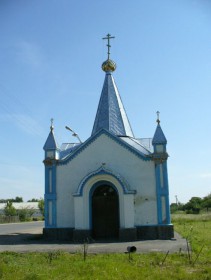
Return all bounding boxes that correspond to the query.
[18,207,35,222]
[4,201,16,216]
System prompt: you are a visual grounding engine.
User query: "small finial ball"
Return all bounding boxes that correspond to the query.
[102,59,116,72]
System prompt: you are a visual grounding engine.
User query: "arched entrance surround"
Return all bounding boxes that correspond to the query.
[73,167,136,231]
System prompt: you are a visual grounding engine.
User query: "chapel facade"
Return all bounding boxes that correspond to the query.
[43,35,173,241]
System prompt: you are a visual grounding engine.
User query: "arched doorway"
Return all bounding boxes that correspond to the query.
[92,184,119,240]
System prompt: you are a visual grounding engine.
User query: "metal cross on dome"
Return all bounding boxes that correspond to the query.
[102,33,115,60]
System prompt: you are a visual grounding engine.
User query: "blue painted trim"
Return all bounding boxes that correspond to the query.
[73,166,136,197]
[44,196,57,228]
[58,129,151,166]
[89,181,119,229]
[44,164,57,228]
[44,166,50,228]
[155,161,171,225]
[51,164,57,227]
[52,165,56,194]
[45,167,50,194]
[155,164,162,224]
[163,161,171,224]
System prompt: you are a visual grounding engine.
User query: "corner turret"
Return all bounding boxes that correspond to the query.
[152,112,168,161]
[152,112,171,225]
[43,119,59,162]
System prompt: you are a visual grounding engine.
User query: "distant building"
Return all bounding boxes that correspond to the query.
[0,202,41,218]
[43,35,173,241]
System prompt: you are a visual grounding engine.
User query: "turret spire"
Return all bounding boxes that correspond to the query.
[152,112,167,145]
[43,118,59,151]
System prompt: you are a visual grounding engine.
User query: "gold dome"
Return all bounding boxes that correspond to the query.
[102,59,116,72]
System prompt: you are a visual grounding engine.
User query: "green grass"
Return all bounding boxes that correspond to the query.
[172,212,211,266]
[0,213,211,280]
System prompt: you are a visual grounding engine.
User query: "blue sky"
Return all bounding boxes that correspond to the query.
[0,0,210,203]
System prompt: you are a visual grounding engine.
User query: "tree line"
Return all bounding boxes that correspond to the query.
[0,197,41,203]
[0,196,23,203]
[171,193,211,214]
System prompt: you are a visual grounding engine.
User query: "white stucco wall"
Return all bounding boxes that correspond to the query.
[56,133,157,228]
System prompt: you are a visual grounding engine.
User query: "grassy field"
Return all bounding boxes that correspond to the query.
[172,212,211,268]
[0,213,210,280]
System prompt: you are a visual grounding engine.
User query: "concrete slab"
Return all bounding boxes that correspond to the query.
[0,232,187,254]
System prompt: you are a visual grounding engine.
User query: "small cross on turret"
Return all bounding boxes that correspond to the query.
[50,118,54,131]
[156,111,160,124]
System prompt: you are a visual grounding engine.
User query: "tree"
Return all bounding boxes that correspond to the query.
[38,199,44,216]
[184,197,202,214]
[201,194,211,212]
[27,198,39,202]
[4,201,17,216]
[170,202,184,213]
[14,196,23,202]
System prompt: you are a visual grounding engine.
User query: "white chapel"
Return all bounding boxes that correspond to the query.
[43,35,173,241]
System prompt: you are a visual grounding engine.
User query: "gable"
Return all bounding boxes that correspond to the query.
[58,129,151,166]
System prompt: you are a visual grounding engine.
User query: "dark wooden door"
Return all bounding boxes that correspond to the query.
[92,185,119,239]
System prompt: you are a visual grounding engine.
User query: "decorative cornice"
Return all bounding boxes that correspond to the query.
[43,158,58,166]
[58,129,151,166]
[151,152,169,164]
[73,165,136,197]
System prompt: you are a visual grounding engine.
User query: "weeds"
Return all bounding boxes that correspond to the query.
[82,239,89,261]
[173,212,211,268]
[45,251,62,264]
[161,250,169,266]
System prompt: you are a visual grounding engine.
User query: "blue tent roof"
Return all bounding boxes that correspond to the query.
[91,72,134,137]
[152,123,167,145]
[43,130,58,150]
